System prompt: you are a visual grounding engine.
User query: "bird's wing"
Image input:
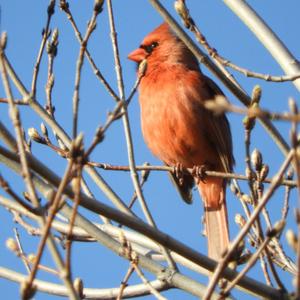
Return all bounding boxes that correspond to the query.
[202,75,234,173]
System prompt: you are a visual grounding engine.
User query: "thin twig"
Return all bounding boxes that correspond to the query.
[248,161,273,285]
[45,28,58,116]
[281,170,293,224]
[289,99,300,297]
[128,164,150,209]
[106,0,177,270]
[59,0,119,101]
[72,3,100,138]
[174,0,300,83]
[90,162,297,188]
[221,223,284,298]
[125,61,147,105]
[0,173,41,214]
[133,263,167,300]
[0,85,79,300]
[65,161,83,279]
[84,100,125,158]
[14,228,31,273]
[25,161,74,294]
[0,265,171,299]
[31,0,55,97]
[255,167,287,289]
[223,0,300,92]
[0,36,40,212]
[0,97,27,105]
[116,265,135,300]
[8,230,60,278]
[204,96,300,122]
[119,231,167,300]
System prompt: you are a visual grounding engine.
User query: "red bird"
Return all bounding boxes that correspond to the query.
[128,23,234,260]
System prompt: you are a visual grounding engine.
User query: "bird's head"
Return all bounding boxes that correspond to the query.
[128,23,198,70]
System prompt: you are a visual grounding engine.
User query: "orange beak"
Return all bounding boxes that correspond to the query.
[128,48,147,63]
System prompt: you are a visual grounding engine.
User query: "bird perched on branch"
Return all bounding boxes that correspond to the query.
[128,23,234,260]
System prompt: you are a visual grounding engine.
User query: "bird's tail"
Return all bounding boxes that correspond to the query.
[198,178,229,260]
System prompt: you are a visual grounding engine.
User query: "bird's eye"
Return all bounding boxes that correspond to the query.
[140,41,159,54]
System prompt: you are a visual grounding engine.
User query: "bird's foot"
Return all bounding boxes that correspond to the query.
[192,164,208,184]
[174,163,184,186]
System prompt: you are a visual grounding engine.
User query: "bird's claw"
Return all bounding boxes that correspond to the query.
[192,165,208,184]
[174,163,184,186]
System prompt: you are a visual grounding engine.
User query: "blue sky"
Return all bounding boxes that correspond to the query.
[0,1,299,299]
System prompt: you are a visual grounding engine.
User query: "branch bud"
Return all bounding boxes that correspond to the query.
[250,85,261,105]
[28,128,45,144]
[47,0,55,16]
[259,164,269,181]
[174,0,192,28]
[174,0,188,19]
[59,0,69,11]
[138,59,148,77]
[245,166,255,180]
[235,214,246,228]
[70,133,84,159]
[241,193,253,205]
[289,98,298,114]
[52,28,59,45]
[267,220,285,238]
[286,169,294,180]
[243,114,256,130]
[0,32,7,50]
[230,183,238,195]
[27,253,37,264]
[141,162,150,181]
[47,29,59,57]
[286,229,297,252]
[251,148,263,171]
[6,238,18,253]
[73,277,84,298]
[94,0,104,14]
[40,123,48,138]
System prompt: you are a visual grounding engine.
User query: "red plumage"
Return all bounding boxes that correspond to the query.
[128,23,234,260]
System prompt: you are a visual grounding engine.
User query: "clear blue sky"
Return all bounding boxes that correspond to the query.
[0,1,299,299]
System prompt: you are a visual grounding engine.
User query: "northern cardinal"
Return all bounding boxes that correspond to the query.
[128,23,234,260]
